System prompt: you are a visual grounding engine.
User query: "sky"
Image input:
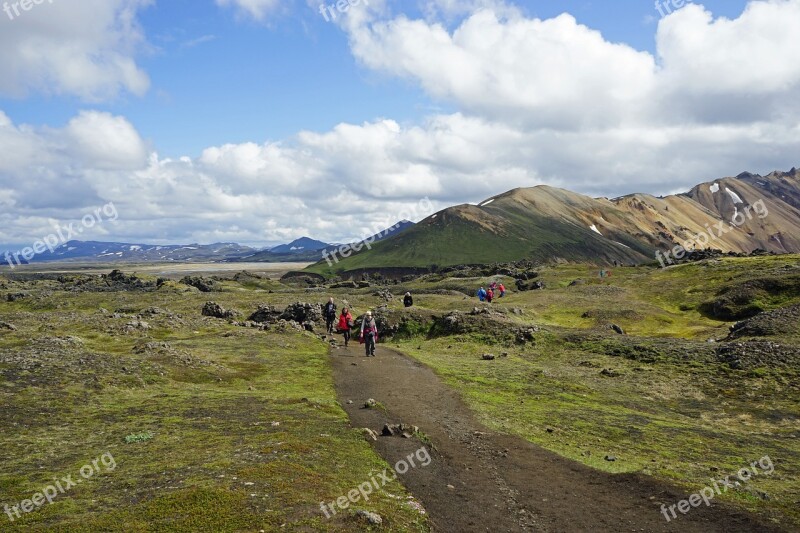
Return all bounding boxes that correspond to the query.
[0,0,798,247]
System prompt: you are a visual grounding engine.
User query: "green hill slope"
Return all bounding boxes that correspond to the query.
[306,169,800,277]
[307,188,650,276]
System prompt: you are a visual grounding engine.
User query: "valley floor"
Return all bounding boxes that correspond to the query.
[1,255,798,531]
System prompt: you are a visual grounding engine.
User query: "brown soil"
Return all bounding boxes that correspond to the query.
[331,344,788,533]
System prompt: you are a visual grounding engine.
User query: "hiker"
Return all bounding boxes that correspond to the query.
[359,311,378,357]
[490,281,498,291]
[477,287,487,302]
[486,288,494,303]
[404,292,413,307]
[498,283,506,298]
[323,297,337,334]
[337,307,354,347]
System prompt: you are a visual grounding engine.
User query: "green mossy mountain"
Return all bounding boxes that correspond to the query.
[307,168,800,277]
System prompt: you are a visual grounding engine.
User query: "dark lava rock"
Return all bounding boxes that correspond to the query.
[715,340,800,369]
[281,302,324,324]
[727,303,800,340]
[247,305,282,323]
[201,301,237,319]
[180,276,218,293]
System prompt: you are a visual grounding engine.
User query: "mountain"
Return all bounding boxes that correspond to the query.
[237,221,415,263]
[4,241,257,264]
[269,237,331,254]
[372,220,415,241]
[305,167,800,275]
[0,220,418,266]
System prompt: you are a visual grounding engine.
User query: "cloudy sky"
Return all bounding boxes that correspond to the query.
[1,0,798,247]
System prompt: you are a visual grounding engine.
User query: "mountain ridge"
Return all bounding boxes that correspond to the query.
[305,167,800,276]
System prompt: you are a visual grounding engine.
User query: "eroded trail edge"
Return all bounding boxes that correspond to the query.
[330,344,786,533]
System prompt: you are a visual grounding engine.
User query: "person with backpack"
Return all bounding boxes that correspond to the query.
[477,287,487,302]
[403,292,413,307]
[486,288,494,303]
[323,297,337,334]
[498,283,506,298]
[337,307,354,347]
[359,311,378,357]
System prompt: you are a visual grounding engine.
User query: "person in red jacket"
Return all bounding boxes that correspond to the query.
[498,283,506,297]
[486,288,494,303]
[359,311,378,357]
[338,307,354,347]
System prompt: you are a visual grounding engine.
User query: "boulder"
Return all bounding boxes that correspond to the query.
[281,302,324,324]
[201,301,237,319]
[180,276,218,292]
[247,305,282,323]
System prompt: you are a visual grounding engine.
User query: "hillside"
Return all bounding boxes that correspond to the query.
[306,168,800,276]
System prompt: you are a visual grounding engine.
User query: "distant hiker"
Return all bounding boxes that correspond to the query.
[490,281,498,291]
[338,307,354,347]
[498,283,506,298]
[323,297,337,334]
[404,292,413,307]
[360,311,378,357]
[477,287,487,302]
[486,288,494,303]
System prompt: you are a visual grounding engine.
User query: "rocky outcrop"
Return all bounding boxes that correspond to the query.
[201,302,238,319]
[180,276,219,293]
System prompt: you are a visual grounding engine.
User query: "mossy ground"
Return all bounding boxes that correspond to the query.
[2,255,799,530]
[0,281,429,532]
[388,256,800,528]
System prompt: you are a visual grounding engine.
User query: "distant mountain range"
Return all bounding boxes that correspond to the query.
[0,221,415,265]
[235,220,415,262]
[0,241,258,265]
[305,167,800,275]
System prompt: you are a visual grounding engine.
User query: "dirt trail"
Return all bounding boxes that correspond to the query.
[331,344,786,533]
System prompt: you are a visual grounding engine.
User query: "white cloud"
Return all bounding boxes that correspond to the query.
[65,111,149,171]
[0,0,151,101]
[2,0,800,247]
[346,1,800,130]
[657,1,800,94]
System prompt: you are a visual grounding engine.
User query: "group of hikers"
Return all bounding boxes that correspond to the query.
[322,279,509,355]
[477,281,506,303]
[322,292,414,357]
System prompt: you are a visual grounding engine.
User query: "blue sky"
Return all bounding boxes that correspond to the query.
[1,0,752,157]
[0,0,797,246]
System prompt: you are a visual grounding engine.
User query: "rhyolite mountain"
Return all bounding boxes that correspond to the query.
[305,168,800,275]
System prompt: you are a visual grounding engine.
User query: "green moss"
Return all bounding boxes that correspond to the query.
[0,288,429,532]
